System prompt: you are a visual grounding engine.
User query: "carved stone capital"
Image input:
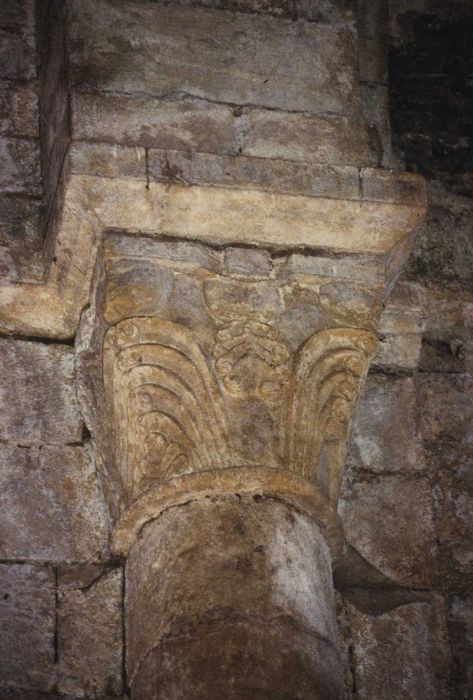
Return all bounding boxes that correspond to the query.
[75,228,394,556]
[14,154,423,558]
[103,315,375,525]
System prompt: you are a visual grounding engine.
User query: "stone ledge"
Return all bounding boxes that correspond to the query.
[69,140,426,206]
[0,166,426,338]
[147,147,362,200]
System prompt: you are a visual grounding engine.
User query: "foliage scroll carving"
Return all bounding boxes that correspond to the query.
[104,318,230,499]
[213,320,290,405]
[286,328,377,505]
[104,317,376,505]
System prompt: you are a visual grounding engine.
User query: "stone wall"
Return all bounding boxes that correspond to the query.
[0,0,43,281]
[0,1,471,698]
[389,2,473,696]
[0,338,123,697]
[332,3,473,697]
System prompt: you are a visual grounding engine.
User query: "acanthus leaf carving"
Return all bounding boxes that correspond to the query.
[213,320,290,406]
[104,318,230,500]
[286,328,377,506]
[103,315,377,509]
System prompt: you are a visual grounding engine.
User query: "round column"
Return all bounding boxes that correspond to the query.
[125,489,345,699]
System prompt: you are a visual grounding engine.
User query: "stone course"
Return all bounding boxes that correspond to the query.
[0,339,83,444]
[72,93,237,155]
[0,443,109,562]
[0,564,55,692]
[347,373,425,474]
[57,566,123,697]
[68,1,361,115]
[388,6,473,690]
[340,472,436,588]
[0,0,42,282]
[338,593,452,700]
[0,137,41,194]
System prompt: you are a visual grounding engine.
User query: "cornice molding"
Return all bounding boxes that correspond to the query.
[0,159,426,339]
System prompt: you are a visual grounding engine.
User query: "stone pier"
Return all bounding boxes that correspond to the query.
[0,1,428,698]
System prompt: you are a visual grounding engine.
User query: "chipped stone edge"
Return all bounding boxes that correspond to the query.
[111,467,345,562]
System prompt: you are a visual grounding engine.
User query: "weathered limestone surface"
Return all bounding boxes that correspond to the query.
[234,109,367,164]
[0,79,38,137]
[405,185,473,284]
[374,281,426,370]
[69,1,361,116]
[347,373,425,474]
[142,157,415,212]
[0,564,55,692]
[72,93,237,154]
[146,148,363,197]
[339,473,436,588]
[0,169,426,340]
[447,593,473,697]
[125,0,354,22]
[426,439,473,579]
[0,339,83,444]
[389,14,473,683]
[339,593,452,699]
[0,443,108,562]
[0,693,126,700]
[127,495,343,699]
[58,566,123,697]
[417,373,473,447]
[0,0,42,282]
[61,0,370,188]
[134,0,296,19]
[417,372,473,586]
[0,137,40,194]
[390,3,473,198]
[73,97,368,166]
[338,275,433,592]
[1,1,467,697]
[0,3,35,82]
[68,142,146,181]
[0,194,42,282]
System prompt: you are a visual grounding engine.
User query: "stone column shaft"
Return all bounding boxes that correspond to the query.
[126,491,343,700]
